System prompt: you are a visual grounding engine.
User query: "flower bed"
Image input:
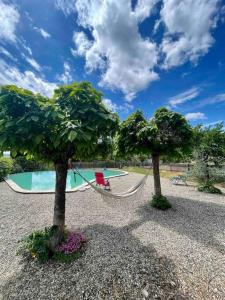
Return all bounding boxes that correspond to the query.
[17,227,86,263]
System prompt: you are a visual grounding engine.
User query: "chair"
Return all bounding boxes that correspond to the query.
[95,172,111,190]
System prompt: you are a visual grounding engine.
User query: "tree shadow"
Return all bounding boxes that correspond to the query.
[136,195,225,254]
[1,222,189,300]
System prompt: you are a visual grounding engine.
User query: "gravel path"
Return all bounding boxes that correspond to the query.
[0,172,225,299]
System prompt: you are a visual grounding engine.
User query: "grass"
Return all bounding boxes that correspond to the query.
[123,166,183,179]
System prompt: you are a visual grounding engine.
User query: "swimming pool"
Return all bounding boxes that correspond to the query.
[6,169,127,193]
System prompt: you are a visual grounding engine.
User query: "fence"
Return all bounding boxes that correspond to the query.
[73,160,193,172]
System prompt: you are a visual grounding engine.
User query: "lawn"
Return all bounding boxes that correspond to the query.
[123,166,183,178]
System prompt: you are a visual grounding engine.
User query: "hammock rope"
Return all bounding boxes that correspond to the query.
[73,168,149,200]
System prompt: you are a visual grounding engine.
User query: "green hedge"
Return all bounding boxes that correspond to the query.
[0,157,13,181]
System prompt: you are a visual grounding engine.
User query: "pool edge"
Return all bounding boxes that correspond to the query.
[4,170,128,194]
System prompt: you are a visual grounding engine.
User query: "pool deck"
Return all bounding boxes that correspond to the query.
[1,172,225,299]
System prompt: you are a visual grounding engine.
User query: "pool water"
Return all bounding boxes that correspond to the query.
[7,169,125,192]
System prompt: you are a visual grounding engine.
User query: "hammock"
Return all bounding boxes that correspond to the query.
[73,168,149,200]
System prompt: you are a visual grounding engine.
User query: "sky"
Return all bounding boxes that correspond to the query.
[0,0,225,126]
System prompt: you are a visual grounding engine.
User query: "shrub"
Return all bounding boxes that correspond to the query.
[198,185,222,194]
[0,157,13,181]
[151,195,172,210]
[17,227,86,263]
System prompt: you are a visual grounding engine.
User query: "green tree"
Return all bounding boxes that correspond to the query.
[0,83,118,248]
[116,108,192,208]
[192,123,225,193]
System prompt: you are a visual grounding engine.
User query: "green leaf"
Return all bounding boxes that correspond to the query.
[34,135,43,145]
[68,130,77,142]
[31,116,39,122]
[11,150,17,158]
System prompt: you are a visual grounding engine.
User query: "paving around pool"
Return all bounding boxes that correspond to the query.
[1,172,225,299]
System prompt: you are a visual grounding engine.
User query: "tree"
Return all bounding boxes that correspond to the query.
[116,108,192,208]
[192,123,225,193]
[0,83,118,248]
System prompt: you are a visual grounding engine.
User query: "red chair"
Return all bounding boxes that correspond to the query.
[95,172,111,190]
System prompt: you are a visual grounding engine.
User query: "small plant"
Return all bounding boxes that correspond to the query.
[198,184,222,194]
[151,195,172,210]
[53,231,86,263]
[0,157,13,181]
[17,227,86,263]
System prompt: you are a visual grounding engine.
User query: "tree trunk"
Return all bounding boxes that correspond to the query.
[152,153,161,197]
[50,162,68,251]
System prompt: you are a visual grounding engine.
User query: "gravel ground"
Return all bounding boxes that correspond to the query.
[0,172,225,299]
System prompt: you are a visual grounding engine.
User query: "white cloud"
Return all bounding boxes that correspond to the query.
[0,0,19,42]
[185,112,207,121]
[0,46,16,61]
[190,93,225,110]
[72,0,159,101]
[55,0,76,15]
[168,87,200,107]
[25,57,41,72]
[134,0,159,22]
[57,62,73,84]
[160,0,219,69]
[103,98,134,113]
[57,0,221,99]
[0,59,56,97]
[34,27,51,39]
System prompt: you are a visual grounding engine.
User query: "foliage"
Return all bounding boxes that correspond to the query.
[151,195,172,210]
[0,157,13,181]
[192,123,225,166]
[197,184,222,194]
[115,110,148,157]
[0,83,118,163]
[13,156,47,172]
[17,227,86,263]
[138,107,193,157]
[17,227,55,263]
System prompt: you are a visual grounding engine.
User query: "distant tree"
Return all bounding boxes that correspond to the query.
[0,83,118,249]
[116,108,192,209]
[192,123,225,193]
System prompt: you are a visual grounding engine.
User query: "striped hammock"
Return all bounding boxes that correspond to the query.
[73,168,149,200]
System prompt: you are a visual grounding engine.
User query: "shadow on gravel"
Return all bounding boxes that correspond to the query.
[137,196,225,254]
[1,222,189,300]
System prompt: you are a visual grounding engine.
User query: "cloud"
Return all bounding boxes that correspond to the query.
[55,0,76,15]
[168,87,200,107]
[0,0,20,42]
[57,62,73,84]
[34,27,51,39]
[185,112,207,121]
[25,57,41,72]
[71,0,159,101]
[0,59,56,97]
[103,98,134,113]
[160,0,219,69]
[134,0,159,22]
[57,0,221,99]
[190,93,225,110]
[0,46,16,61]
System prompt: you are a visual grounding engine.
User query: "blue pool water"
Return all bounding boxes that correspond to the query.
[7,169,125,192]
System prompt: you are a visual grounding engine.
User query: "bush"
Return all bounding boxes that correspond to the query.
[151,195,172,210]
[192,162,225,186]
[198,184,222,194]
[17,227,86,263]
[0,157,13,181]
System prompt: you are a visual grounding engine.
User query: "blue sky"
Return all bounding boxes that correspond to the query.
[0,0,225,126]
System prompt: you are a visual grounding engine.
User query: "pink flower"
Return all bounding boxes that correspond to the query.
[57,231,86,254]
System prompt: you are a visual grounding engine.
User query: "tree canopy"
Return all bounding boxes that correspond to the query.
[0,82,118,162]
